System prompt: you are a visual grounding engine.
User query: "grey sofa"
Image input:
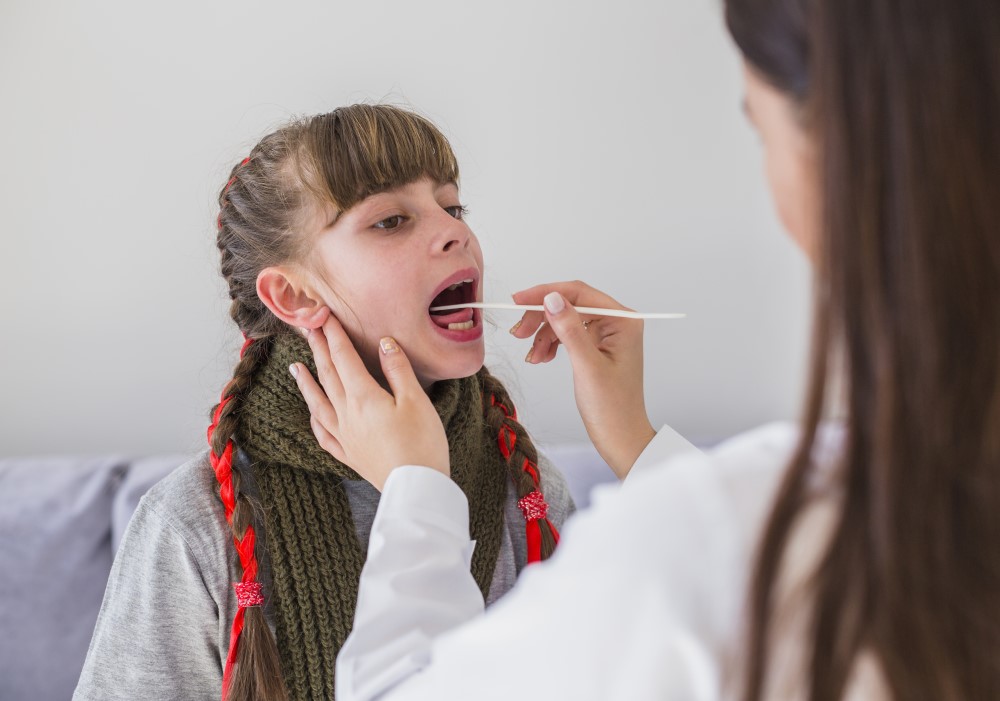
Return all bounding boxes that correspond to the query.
[0,445,614,701]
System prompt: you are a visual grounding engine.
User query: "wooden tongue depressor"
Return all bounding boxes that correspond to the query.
[428,302,685,320]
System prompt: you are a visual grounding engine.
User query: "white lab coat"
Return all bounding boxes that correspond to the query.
[335,422,886,701]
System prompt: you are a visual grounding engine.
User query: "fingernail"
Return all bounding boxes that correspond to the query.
[509,320,523,335]
[380,337,400,355]
[544,292,565,314]
[524,347,534,363]
[289,363,299,378]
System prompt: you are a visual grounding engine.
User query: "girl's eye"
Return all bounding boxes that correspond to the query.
[374,215,405,230]
[444,205,468,220]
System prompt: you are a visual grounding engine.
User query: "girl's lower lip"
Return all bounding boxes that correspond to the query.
[428,308,483,342]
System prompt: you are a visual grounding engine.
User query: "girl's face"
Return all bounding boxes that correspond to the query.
[304,176,485,388]
[742,62,820,261]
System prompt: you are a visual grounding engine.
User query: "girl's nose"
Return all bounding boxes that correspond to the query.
[434,212,470,254]
[441,235,465,252]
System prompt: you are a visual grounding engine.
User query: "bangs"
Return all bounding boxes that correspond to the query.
[298,105,460,212]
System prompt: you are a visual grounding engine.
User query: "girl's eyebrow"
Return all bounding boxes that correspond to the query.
[339,180,458,224]
[338,193,397,226]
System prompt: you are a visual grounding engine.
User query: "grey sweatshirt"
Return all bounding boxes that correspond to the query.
[73,450,574,701]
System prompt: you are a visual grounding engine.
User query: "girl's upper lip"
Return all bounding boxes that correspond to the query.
[428,266,480,306]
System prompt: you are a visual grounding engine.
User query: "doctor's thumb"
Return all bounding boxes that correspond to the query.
[543,292,599,363]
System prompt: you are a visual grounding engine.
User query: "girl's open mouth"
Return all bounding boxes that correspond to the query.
[428,274,483,341]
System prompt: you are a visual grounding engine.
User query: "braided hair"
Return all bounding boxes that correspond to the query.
[208,106,559,701]
[211,136,302,701]
[479,368,559,560]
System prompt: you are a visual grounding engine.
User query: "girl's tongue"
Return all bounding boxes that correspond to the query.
[429,307,474,329]
[428,278,476,330]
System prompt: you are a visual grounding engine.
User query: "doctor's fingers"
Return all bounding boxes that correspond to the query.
[510,280,633,340]
[528,316,638,364]
[525,322,561,364]
[525,321,613,363]
[509,309,545,339]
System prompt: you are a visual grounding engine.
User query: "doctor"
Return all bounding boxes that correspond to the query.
[292,0,1000,698]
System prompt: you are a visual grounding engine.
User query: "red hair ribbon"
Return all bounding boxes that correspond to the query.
[217,156,252,230]
[490,394,561,563]
[208,335,261,701]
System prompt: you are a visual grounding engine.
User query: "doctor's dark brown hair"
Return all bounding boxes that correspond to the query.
[727,0,1000,699]
[210,105,557,701]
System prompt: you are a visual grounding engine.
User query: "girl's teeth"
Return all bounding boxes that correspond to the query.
[448,320,474,331]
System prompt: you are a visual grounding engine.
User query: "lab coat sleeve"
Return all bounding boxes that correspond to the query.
[335,466,484,700]
[337,428,741,701]
[627,424,702,480]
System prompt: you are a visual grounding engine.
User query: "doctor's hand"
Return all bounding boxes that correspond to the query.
[290,314,450,491]
[512,281,655,479]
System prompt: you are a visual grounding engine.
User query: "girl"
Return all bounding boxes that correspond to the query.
[73,105,574,701]
[294,0,1000,700]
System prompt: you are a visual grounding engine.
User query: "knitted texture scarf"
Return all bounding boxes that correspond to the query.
[234,333,509,700]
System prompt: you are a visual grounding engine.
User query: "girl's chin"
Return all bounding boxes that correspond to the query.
[414,344,486,387]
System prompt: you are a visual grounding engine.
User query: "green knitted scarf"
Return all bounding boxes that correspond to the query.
[234,334,509,700]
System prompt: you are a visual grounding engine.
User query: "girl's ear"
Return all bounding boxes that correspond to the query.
[256,266,329,329]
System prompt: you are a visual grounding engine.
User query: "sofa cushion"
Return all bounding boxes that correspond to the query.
[0,457,127,701]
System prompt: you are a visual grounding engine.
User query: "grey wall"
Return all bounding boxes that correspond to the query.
[0,0,810,456]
